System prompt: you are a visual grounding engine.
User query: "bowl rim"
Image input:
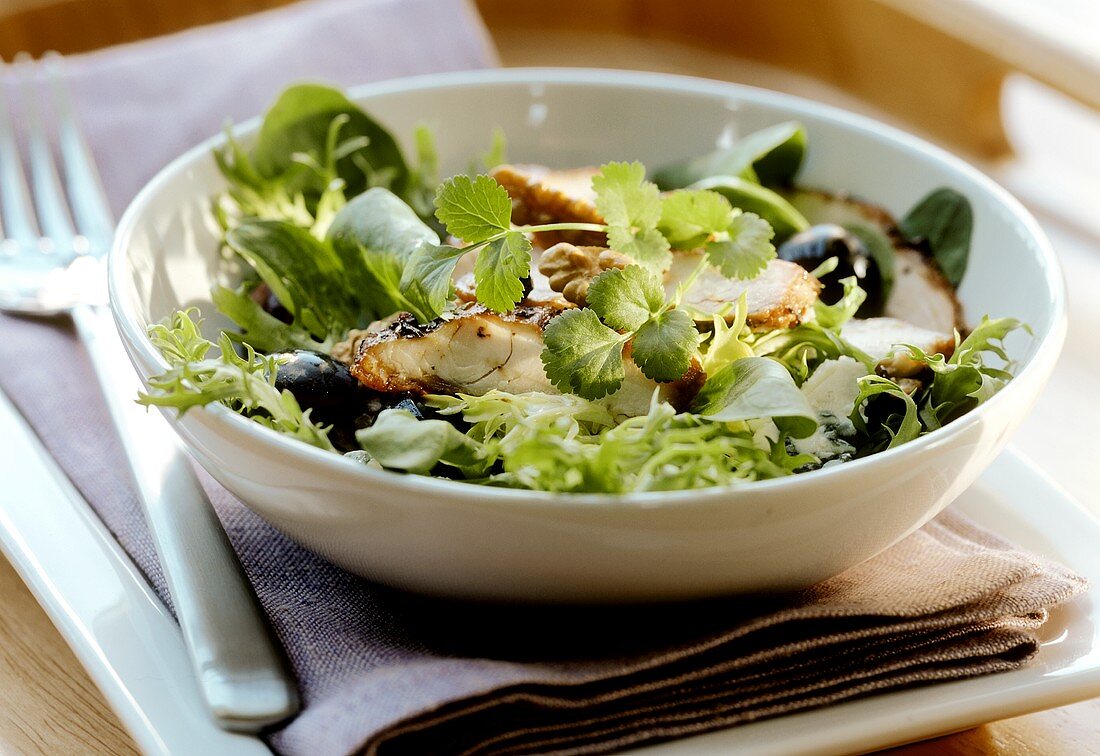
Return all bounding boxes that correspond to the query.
[109,67,1067,508]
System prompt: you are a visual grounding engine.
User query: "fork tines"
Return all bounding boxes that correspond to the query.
[0,52,113,262]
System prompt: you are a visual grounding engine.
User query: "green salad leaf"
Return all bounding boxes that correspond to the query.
[210,284,325,354]
[138,310,334,451]
[224,220,358,348]
[593,161,671,271]
[398,242,468,322]
[653,121,807,190]
[691,356,818,437]
[326,187,440,321]
[420,391,809,492]
[850,375,922,450]
[899,188,973,287]
[355,408,481,475]
[541,309,628,399]
[903,316,1027,428]
[251,83,410,200]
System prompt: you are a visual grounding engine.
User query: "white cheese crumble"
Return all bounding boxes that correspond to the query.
[792,356,867,462]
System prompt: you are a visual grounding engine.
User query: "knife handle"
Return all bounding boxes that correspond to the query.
[72,303,298,732]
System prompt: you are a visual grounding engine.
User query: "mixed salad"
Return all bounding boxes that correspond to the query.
[140,84,1026,493]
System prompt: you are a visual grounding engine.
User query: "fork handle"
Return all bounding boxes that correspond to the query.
[71,303,299,732]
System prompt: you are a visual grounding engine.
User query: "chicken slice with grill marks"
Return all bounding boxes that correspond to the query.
[489,164,607,248]
[346,305,705,419]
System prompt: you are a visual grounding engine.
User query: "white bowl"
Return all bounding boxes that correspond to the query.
[109,69,1064,602]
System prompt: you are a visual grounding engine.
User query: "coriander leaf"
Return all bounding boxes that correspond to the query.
[631,309,697,382]
[688,176,808,243]
[653,121,807,190]
[692,356,817,437]
[607,226,672,271]
[435,174,513,243]
[593,162,671,270]
[473,231,533,313]
[658,189,734,249]
[399,242,468,321]
[706,211,776,279]
[541,309,627,399]
[899,188,972,287]
[587,265,665,331]
[592,161,661,227]
[355,409,483,475]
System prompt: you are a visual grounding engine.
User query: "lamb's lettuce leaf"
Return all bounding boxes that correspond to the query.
[326,187,440,320]
[653,121,807,190]
[355,409,481,475]
[691,356,818,438]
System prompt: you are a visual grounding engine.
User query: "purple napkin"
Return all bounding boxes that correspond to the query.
[0,3,1086,754]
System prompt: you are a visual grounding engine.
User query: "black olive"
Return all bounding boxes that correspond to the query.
[777,224,884,315]
[274,350,365,413]
[250,282,293,324]
[273,350,388,451]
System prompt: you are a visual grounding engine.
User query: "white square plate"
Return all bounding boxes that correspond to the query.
[0,388,1096,755]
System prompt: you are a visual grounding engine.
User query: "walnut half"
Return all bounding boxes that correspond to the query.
[538,243,632,306]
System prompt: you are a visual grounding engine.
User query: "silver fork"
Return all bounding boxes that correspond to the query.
[0,52,297,732]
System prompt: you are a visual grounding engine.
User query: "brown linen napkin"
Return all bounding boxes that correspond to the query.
[269,511,1082,755]
[0,3,1087,755]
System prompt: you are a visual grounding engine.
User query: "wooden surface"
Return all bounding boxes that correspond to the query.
[0,1,1098,754]
[0,555,138,755]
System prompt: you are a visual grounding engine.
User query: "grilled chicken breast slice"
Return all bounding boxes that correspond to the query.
[885,248,964,333]
[490,164,606,247]
[842,316,955,378]
[348,305,704,418]
[668,252,822,330]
